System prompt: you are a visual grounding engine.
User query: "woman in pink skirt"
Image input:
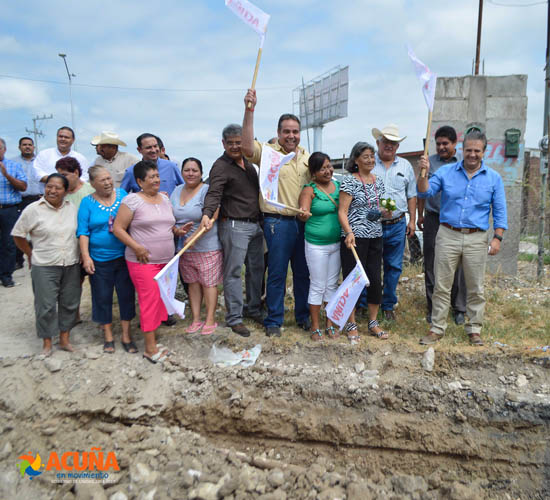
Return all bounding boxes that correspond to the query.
[170,158,222,335]
[114,160,188,363]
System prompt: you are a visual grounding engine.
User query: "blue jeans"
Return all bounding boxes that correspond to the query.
[263,216,310,327]
[0,205,19,282]
[382,219,407,311]
[89,257,136,324]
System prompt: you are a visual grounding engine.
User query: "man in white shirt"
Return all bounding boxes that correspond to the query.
[91,131,139,187]
[34,127,89,182]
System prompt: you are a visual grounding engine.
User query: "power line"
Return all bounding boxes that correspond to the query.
[487,0,547,7]
[0,73,291,93]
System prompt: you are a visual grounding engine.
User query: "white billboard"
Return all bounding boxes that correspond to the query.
[293,66,349,129]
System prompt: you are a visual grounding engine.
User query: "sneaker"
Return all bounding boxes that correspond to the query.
[265,326,281,337]
[162,315,177,327]
[2,278,15,288]
[231,323,250,337]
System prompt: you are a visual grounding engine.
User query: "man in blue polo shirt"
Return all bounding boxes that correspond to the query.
[120,133,183,195]
[0,138,27,287]
[417,130,507,346]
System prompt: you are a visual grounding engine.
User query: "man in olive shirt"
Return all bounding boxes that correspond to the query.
[201,124,264,338]
[242,89,311,337]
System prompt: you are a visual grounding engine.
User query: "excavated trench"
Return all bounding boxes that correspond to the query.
[1,340,549,499]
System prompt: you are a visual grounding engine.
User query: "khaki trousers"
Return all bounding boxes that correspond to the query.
[431,225,488,336]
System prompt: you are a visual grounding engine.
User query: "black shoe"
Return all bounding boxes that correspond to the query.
[162,315,177,327]
[2,278,15,288]
[265,326,281,337]
[426,313,432,324]
[231,323,250,337]
[382,310,396,321]
[453,311,465,325]
[244,311,266,325]
[296,318,311,331]
[15,262,23,270]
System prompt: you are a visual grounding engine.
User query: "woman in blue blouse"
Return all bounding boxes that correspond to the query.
[77,166,137,353]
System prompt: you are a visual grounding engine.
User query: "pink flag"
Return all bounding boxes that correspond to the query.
[326,263,370,330]
[407,45,437,112]
[225,0,270,48]
[259,144,295,210]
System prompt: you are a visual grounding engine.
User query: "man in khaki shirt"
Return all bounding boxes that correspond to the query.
[242,89,311,337]
[91,132,139,187]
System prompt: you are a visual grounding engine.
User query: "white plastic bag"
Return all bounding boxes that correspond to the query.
[208,343,262,367]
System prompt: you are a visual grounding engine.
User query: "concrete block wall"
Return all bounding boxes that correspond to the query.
[432,75,528,275]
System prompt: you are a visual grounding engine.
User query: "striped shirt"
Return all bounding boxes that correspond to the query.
[0,159,27,204]
[373,153,416,221]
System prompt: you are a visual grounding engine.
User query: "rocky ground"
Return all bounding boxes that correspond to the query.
[0,263,549,500]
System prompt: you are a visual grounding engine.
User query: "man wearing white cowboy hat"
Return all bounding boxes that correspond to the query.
[92,132,139,188]
[372,124,417,321]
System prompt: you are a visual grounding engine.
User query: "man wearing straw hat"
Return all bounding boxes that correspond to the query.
[91,132,139,188]
[372,124,417,322]
[241,89,311,338]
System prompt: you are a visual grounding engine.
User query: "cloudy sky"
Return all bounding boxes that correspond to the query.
[1,0,546,172]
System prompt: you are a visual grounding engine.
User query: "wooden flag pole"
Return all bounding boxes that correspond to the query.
[350,245,369,283]
[154,227,207,281]
[420,110,433,178]
[247,47,263,109]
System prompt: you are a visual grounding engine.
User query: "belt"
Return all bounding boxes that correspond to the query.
[441,222,482,234]
[220,216,258,223]
[22,195,41,202]
[381,213,405,225]
[263,212,296,220]
[0,203,18,209]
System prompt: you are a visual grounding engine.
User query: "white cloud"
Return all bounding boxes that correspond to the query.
[0,80,50,110]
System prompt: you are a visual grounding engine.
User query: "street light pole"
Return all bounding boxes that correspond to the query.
[58,53,76,149]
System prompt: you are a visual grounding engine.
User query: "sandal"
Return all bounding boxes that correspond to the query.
[103,341,115,353]
[325,326,339,339]
[344,322,360,345]
[143,349,169,364]
[121,340,138,353]
[368,320,389,340]
[185,321,204,334]
[310,329,323,342]
[468,333,484,346]
[201,323,218,335]
[419,331,443,345]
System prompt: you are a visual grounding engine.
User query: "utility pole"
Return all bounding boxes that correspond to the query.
[58,53,77,149]
[25,114,53,152]
[544,0,550,137]
[474,0,483,76]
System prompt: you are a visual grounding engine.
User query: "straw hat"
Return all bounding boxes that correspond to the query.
[372,124,406,142]
[90,131,127,147]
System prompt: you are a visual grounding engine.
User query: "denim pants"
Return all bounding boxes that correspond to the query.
[381,218,406,311]
[89,257,136,324]
[218,220,264,326]
[263,216,310,327]
[0,205,19,281]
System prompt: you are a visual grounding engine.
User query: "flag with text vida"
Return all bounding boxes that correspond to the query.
[225,0,271,47]
[259,145,295,210]
[154,257,186,319]
[326,263,370,330]
[407,45,437,112]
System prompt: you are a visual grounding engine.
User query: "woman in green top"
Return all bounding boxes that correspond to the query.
[298,152,341,341]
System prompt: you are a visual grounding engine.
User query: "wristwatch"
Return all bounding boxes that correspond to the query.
[493,234,503,242]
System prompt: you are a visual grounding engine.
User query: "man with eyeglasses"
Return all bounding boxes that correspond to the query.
[372,124,417,321]
[201,124,264,338]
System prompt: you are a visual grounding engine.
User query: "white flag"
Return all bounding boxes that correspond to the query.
[154,257,186,319]
[407,45,437,112]
[225,0,270,47]
[259,144,295,210]
[326,263,370,330]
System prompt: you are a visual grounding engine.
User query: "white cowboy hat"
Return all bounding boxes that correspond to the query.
[91,131,127,147]
[372,124,406,143]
